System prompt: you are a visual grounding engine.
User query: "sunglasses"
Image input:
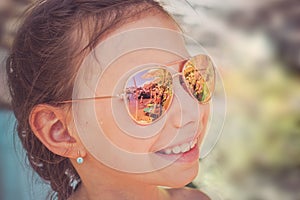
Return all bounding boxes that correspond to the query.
[59,54,215,125]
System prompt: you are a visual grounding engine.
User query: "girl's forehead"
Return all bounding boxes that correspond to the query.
[88,27,189,71]
[89,14,186,67]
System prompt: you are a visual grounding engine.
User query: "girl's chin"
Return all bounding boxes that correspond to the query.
[161,166,199,188]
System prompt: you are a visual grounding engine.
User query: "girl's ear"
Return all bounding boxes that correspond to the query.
[29,104,83,159]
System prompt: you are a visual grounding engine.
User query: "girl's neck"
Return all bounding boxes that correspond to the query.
[71,181,170,200]
[70,161,171,200]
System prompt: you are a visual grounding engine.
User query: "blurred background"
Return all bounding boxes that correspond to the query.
[1,0,300,199]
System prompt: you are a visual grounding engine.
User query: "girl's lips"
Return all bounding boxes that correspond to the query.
[157,137,198,155]
[155,141,199,163]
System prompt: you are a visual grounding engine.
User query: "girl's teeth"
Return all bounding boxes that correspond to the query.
[162,138,198,155]
[165,148,172,155]
[172,146,181,154]
[180,143,190,153]
[190,138,197,149]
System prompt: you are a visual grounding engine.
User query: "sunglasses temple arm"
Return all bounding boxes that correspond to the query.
[56,95,122,104]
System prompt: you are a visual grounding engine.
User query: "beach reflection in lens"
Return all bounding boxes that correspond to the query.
[183,55,215,104]
[124,68,173,125]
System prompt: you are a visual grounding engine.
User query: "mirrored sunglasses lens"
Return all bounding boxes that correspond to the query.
[183,55,215,103]
[124,68,173,125]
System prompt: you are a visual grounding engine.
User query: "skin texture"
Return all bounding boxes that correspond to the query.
[29,13,211,200]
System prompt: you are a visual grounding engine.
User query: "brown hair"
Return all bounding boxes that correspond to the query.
[6,0,170,199]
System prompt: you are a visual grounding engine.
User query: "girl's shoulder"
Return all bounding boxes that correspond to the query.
[167,187,211,200]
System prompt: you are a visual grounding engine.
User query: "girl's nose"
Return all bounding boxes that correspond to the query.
[167,75,201,129]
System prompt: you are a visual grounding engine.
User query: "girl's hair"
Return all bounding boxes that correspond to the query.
[6,0,169,199]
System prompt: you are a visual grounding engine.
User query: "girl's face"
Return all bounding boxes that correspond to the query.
[72,14,210,187]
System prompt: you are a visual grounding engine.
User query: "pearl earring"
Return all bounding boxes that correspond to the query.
[76,151,84,164]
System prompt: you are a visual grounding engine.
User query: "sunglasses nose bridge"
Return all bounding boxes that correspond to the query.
[171,72,183,88]
[171,72,191,98]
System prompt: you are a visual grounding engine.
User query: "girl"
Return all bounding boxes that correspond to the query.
[6,0,215,199]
